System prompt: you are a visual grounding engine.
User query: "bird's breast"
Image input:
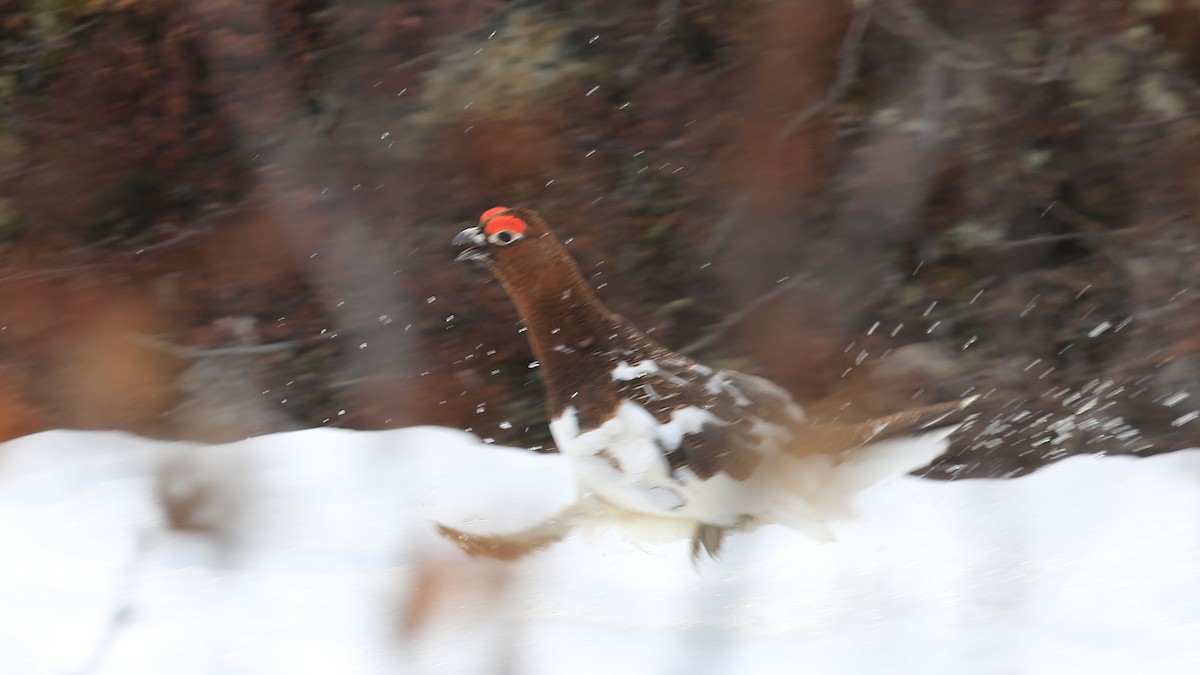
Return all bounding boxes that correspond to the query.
[549,399,762,520]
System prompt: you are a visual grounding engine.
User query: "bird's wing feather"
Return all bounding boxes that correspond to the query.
[435,521,568,561]
[434,500,593,561]
[608,357,804,481]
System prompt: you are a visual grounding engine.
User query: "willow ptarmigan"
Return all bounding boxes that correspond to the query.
[439,206,977,562]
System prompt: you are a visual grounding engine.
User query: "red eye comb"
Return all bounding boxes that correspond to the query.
[480,206,510,223]
[483,214,527,236]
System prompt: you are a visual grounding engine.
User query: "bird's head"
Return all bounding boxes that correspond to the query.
[452,206,553,269]
[452,206,603,321]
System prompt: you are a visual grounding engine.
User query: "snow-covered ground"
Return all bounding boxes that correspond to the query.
[1,427,1198,674]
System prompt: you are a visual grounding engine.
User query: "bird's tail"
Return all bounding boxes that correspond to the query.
[830,395,978,490]
[770,397,978,526]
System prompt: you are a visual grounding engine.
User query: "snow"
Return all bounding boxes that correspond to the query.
[1,427,1199,674]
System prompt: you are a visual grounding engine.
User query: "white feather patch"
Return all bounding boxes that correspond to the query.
[611,360,660,381]
[551,401,764,525]
[611,360,689,386]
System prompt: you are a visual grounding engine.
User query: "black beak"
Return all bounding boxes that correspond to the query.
[453,226,490,262]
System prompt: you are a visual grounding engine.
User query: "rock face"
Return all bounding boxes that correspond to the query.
[0,1,1197,470]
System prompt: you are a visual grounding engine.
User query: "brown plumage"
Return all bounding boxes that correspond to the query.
[440,207,977,562]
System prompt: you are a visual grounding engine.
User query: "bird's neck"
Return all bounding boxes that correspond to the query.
[492,253,660,424]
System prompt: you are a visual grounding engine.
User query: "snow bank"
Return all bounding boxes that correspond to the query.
[1,428,1198,674]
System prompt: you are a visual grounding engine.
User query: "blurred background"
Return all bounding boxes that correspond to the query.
[0,0,1197,471]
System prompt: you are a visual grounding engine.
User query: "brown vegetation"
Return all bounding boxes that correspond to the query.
[0,0,1196,473]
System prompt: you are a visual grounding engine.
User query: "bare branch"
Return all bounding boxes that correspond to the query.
[125,333,302,359]
[776,4,875,139]
[680,273,812,355]
[876,0,1070,85]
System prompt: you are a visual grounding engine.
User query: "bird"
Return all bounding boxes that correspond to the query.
[439,206,977,562]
